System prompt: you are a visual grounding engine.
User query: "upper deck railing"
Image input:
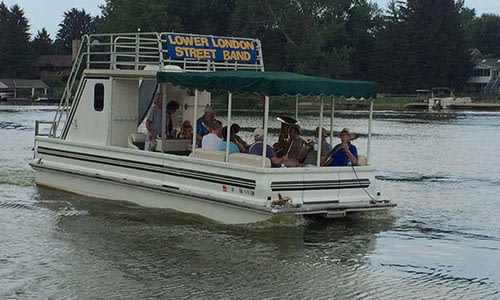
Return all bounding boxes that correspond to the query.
[87,32,264,71]
[47,32,265,137]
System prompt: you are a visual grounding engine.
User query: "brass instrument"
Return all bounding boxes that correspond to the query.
[322,145,341,166]
[299,139,314,160]
[322,137,356,166]
[273,115,298,158]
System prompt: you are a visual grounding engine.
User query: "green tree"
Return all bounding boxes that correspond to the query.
[406,0,471,91]
[0,2,32,77]
[32,28,54,57]
[337,0,382,79]
[371,0,471,93]
[98,0,178,33]
[230,0,377,78]
[370,0,412,92]
[55,8,95,54]
[98,0,235,35]
[171,0,235,35]
[466,13,500,57]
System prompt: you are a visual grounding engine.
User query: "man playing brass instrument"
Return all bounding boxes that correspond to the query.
[281,124,307,167]
[273,115,298,157]
[324,128,358,166]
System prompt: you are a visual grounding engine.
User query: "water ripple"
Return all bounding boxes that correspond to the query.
[376,171,499,186]
[0,121,30,131]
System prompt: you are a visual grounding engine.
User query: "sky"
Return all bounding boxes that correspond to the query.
[2,0,500,39]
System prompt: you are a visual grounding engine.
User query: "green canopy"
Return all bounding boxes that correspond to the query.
[156,70,377,98]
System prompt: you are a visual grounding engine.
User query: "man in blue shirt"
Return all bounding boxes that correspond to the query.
[328,128,358,166]
[248,128,284,167]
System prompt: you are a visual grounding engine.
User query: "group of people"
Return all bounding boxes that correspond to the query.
[197,106,247,153]
[145,94,358,167]
[248,125,358,167]
[145,93,192,150]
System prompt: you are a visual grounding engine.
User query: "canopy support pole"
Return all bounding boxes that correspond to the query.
[317,97,324,167]
[262,95,270,168]
[161,84,167,153]
[225,92,233,162]
[295,95,299,121]
[191,89,199,155]
[329,96,335,144]
[367,98,374,164]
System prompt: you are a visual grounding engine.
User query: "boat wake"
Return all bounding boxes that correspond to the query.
[0,121,30,131]
[0,170,34,186]
[376,171,499,185]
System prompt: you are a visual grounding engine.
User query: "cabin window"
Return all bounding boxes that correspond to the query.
[94,83,104,111]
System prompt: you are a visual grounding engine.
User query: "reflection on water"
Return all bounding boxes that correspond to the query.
[1,108,499,299]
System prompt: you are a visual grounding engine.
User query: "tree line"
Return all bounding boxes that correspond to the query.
[1,0,500,94]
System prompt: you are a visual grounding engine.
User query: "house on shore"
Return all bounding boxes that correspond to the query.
[0,79,49,100]
[34,55,73,80]
[467,58,500,94]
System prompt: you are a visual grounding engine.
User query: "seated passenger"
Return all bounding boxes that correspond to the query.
[248,128,284,167]
[201,120,223,150]
[281,124,307,167]
[218,126,240,154]
[177,120,193,140]
[196,105,216,147]
[304,127,333,166]
[230,123,249,153]
[325,128,358,166]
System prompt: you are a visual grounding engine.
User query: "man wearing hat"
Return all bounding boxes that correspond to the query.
[304,127,333,166]
[281,124,307,166]
[196,105,216,147]
[249,128,284,167]
[326,128,358,166]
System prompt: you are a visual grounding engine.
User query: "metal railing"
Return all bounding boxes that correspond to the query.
[35,120,56,136]
[48,32,265,138]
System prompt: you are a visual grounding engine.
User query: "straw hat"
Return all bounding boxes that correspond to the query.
[340,128,352,137]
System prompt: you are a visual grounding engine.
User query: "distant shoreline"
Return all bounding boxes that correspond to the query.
[2,98,499,112]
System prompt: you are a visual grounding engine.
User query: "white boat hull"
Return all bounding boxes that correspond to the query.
[33,165,274,224]
[31,137,395,224]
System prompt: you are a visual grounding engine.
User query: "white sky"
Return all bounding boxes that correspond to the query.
[1,0,499,39]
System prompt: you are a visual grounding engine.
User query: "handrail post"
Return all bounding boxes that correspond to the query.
[367,98,374,164]
[225,93,233,162]
[262,96,270,168]
[317,97,324,167]
[191,90,199,154]
[135,31,140,70]
[329,96,335,144]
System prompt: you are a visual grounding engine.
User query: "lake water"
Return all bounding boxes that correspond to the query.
[1,106,499,299]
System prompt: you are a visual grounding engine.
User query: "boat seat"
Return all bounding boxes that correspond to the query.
[357,155,367,166]
[155,139,191,153]
[128,133,146,150]
[229,153,271,168]
[192,148,226,162]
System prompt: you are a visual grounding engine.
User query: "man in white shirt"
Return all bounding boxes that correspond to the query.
[201,120,223,150]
